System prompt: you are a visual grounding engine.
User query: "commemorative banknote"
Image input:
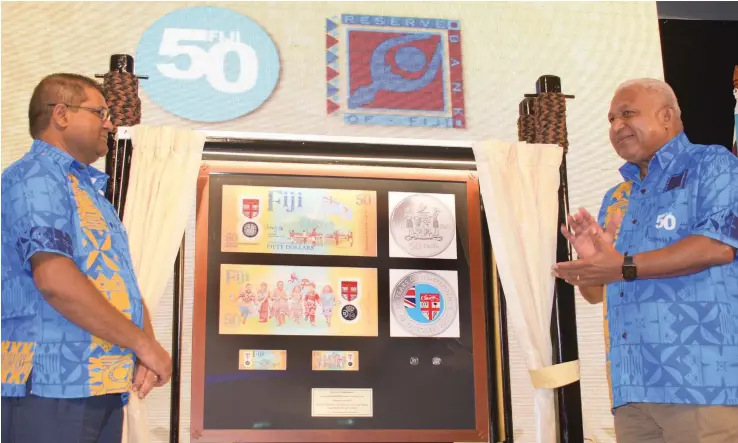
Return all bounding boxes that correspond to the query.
[220,264,378,337]
[238,349,287,370]
[312,350,359,371]
[221,185,378,257]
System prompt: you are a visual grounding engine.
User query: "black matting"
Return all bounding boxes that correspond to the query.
[201,172,477,431]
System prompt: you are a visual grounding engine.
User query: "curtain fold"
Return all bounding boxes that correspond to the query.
[119,125,206,443]
[472,139,565,443]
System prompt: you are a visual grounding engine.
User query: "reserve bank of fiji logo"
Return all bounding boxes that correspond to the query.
[391,271,457,337]
[390,194,456,258]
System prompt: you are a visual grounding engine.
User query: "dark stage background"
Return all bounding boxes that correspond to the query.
[658,14,738,150]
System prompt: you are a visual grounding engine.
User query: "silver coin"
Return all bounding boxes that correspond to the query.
[391,271,458,337]
[409,357,419,365]
[389,193,456,258]
[432,357,442,366]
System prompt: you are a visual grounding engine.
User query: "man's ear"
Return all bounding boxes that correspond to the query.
[50,104,69,130]
[659,105,675,128]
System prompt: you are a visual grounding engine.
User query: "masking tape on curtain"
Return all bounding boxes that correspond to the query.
[529,360,581,389]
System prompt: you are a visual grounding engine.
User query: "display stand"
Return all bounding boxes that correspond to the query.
[189,159,491,442]
[98,58,544,443]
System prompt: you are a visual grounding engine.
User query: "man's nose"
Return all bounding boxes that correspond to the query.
[103,119,116,132]
[610,118,625,133]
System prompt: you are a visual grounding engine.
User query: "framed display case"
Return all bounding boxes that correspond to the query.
[190,160,490,442]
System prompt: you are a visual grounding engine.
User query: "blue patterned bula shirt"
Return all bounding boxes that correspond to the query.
[597,132,738,409]
[1,140,144,399]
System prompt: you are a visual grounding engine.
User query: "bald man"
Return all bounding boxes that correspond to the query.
[554,78,738,443]
[1,73,172,442]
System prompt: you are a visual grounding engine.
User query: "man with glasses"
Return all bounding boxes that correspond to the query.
[1,73,172,442]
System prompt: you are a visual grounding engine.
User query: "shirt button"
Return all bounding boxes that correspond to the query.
[620,292,624,297]
[622,332,628,339]
[640,189,646,194]
[632,219,637,224]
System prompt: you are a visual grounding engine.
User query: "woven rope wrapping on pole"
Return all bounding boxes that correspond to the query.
[103,71,142,127]
[517,115,537,143]
[102,69,140,217]
[534,92,569,152]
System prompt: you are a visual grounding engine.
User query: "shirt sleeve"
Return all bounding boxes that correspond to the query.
[3,164,76,271]
[690,147,738,250]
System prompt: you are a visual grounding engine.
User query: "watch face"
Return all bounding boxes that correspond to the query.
[623,266,637,281]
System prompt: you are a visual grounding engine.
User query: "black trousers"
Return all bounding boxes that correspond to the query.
[1,377,123,443]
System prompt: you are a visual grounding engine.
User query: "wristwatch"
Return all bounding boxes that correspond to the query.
[622,254,637,282]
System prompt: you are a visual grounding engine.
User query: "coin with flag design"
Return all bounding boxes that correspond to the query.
[390,269,459,338]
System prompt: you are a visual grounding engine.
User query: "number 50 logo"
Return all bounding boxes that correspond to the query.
[655,212,677,231]
[136,6,280,122]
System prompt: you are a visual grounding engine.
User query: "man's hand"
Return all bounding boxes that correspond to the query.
[132,302,170,398]
[131,327,170,399]
[553,224,624,286]
[132,360,161,399]
[561,208,621,260]
[133,339,172,391]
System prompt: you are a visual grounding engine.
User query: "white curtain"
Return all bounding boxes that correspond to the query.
[119,125,206,443]
[473,139,579,443]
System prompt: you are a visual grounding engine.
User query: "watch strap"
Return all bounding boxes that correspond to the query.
[623,255,634,266]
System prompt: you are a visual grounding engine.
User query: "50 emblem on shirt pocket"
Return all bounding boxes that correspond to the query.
[650,189,689,240]
[655,212,677,230]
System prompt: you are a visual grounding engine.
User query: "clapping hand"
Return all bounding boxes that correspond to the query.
[560,208,609,259]
[553,208,624,286]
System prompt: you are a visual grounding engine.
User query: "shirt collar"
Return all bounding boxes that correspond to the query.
[30,139,110,192]
[618,132,689,182]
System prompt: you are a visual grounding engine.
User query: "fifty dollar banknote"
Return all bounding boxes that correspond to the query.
[221,186,378,257]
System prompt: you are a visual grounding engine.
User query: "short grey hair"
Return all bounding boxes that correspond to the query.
[615,78,682,119]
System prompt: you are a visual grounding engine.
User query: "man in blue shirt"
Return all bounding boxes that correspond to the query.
[554,78,738,443]
[1,73,172,442]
